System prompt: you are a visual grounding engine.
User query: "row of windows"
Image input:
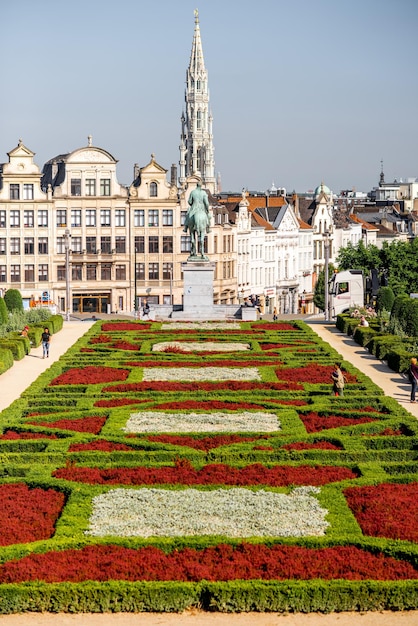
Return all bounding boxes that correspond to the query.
[135,263,174,281]
[58,236,127,254]
[0,237,48,255]
[70,179,111,197]
[9,184,34,200]
[57,264,127,282]
[0,265,48,282]
[134,236,173,254]
[0,208,175,228]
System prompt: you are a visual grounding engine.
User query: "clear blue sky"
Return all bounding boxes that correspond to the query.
[1,0,417,194]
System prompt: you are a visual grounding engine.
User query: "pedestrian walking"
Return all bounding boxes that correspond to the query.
[409,357,418,403]
[41,327,51,358]
[273,307,278,321]
[331,362,346,397]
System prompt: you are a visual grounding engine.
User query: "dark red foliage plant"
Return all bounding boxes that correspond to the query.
[0,483,65,546]
[28,416,106,435]
[0,543,416,583]
[0,430,58,440]
[53,458,358,486]
[90,335,113,344]
[103,381,300,393]
[299,412,375,433]
[50,366,130,386]
[277,364,357,385]
[344,482,418,542]
[253,323,299,331]
[101,323,151,331]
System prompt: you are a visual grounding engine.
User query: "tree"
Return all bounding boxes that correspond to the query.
[376,286,395,314]
[0,297,8,324]
[4,289,23,313]
[336,240,381,274]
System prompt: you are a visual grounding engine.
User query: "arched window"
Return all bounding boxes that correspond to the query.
[150,182,158,197]
[197,110,202,130]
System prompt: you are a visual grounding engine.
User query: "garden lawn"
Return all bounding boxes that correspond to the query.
[0,318,418,614]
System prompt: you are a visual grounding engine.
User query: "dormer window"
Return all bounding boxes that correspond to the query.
[150,182,158,197]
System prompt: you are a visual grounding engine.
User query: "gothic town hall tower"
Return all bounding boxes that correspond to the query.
[179,10,216,194]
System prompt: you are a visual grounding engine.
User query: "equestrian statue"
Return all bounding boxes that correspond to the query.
[183,182,211,260]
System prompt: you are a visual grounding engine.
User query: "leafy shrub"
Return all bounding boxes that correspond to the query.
[4,289,23,313]
[376,286,395,314]
[0,298,8,324]
[0,347,13,373]
[0,339,25,361]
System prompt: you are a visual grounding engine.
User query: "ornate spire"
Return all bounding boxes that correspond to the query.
[179,10,216,193]
[379,159,385,186]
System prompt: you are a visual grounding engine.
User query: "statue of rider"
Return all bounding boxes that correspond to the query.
[183,182,211,234]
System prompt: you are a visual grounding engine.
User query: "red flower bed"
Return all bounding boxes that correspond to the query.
[50,366,130,386]
[112,341,139,351]
[69,439,136,452]
[0,430,58,440]
[125,359,279,368]
[28,416,106,435]
[0,483,65,546]
[146,434,264,451]
[151,400,268,411]
[101,323,151,331]
[344,482,418,542]
[103,381,301,393]
[1,543,416,583]
[277,364,357,385]
[299,412,375,433]
[254,323,299,331]
[282,441,342,451]
[94,398,147,408]
[53,458,358,486]
[90,335,113,344]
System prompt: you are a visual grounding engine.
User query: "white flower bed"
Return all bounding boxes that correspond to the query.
[152,342,250,352]
[124,411,280,433]
[86,486,329,538]
[143,367,261,382]
[160,322,241,330]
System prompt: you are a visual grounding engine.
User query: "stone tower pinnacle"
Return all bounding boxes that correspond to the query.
[179,9,216,193]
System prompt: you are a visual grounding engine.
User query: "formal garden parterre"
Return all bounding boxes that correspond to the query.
[0,319,418,614]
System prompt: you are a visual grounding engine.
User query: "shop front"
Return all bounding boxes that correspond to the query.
[72,293,111,314]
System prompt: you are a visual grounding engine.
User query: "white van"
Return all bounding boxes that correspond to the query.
[329,270,364,317]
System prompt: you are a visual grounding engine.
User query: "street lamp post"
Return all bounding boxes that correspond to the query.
[324,229,331,321]
[169,265,173,306]
[64,228,71,322]
[134,247,138,317]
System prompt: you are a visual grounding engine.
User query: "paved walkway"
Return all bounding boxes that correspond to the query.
[0,318,417,625]
[307,320,418,419]
[0,320,93,413]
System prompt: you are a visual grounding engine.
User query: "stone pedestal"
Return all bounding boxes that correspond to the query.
[182,261,215,314]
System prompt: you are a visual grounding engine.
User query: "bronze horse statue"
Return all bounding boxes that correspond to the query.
[183,182,211,260]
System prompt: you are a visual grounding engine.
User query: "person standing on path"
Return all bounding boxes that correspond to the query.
[409,357,418,403]
[331,362,346,397]
[41,327,51,358]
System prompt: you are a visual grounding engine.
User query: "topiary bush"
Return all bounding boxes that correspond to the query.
[4,289,23,313]
[0,297,8,324]
[376,286,395,314]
